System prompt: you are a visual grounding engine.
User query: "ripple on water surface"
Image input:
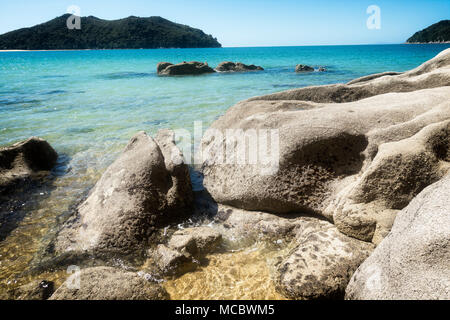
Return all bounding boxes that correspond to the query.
[164,244,288,300]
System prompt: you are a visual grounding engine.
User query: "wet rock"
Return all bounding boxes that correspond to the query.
[201,48,450,243]
[5,280,55,300]
[156,62,173,74]
[318,67,326,72]
[49,267,169,300]
[168,226,222,257]
[295,64,314,72]
[346,174,450,300]
[157,61,216,76]
[153,244,198,276]
[55,130,193,258]
[215,61,264,72]
[0,137,57,194]
[151,226,222,276]
[276,219,373,300]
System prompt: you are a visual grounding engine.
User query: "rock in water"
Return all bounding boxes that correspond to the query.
[49,267,169,300]
[157,62,173,74]
[276,219,373,300]
[215,62,264,72]
[168,226,222,256]
[153,244,198,276]
[201,48,450,243]
[0,137,57,194]
[55,130,193,257]
[151,226,222,276]
[3,280,55,300]
[295,64,314,72]
[157,61,216,76]
[345,174,450,300]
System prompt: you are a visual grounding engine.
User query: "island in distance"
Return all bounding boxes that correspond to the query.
[0,14,222,50]
[407,20,450,43]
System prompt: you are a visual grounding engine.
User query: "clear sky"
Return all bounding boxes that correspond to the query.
[0,0,448,47]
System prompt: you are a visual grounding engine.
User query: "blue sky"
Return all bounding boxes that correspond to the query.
[0,0,448,46]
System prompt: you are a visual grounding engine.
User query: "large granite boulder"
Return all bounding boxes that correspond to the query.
[0,137,57,194]
[55,130,193,257]
[345,174,450,300]
[215,61,264,72]
[157,61,215,76]
[295,64,314,72]
[276,219,373,300]
[49,267,169,300]
[201,48,450,243]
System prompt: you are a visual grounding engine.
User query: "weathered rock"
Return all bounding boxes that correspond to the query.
[276,219,373,300]
[157,61,215,76]
[345,174,450,300]
[346,71,403,85]
[215,61,264,72]
[153,244,198,276]
[55,130,193,257]
[201,48,450,243]
[4,280,55,300]
[168,226,222,256]
[151,226,222,276]
[295,64,314,72]
[212,205,303,248]
[156,62,173,74]
[49,267,169,300]
[0,137,57,194]
[193,192,305,247]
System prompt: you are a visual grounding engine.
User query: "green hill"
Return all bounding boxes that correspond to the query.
[0,14,222,50]
[407,20,450,43]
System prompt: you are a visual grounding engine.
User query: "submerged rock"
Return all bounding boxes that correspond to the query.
[157,61,216,76]
[152,226,222,276]
[295,64,314,72]
[153,244,198,276]
[49,267,169,300]
[215,61,264,72]
[201,48,450,243]
[276,219,373,300]
[4,280,55,300]
[55,130,193,258]
[168,226,222,256]
[345,174,450,300]
[0,137,57,194]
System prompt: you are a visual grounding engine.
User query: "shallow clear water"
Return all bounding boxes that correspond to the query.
[0,44,449,298]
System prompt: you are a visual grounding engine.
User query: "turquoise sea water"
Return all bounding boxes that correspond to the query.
[0,44,449,291]
[1,45,449,162]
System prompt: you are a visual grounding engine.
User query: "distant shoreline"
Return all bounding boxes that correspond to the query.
[0,49,95,52]
[406,41,450,44]
[1,43,450,52]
